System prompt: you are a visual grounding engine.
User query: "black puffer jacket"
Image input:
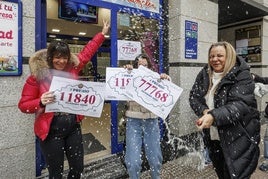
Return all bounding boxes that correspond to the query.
[189,57,260,178]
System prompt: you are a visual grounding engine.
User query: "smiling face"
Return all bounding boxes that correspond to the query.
[47,41,71,70]
[138,58,148,68]
[209,45,226,73]
[52,55,68,70]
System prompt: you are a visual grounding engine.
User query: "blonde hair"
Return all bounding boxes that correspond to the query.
[207,41,237,89]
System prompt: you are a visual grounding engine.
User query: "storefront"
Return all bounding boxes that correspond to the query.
[35,0,165,175]
[3,0,268,178]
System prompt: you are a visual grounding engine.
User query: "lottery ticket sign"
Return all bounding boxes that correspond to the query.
[46,76,105,117]
[125,65,183,119]
[105,67,138,101]
[117,40,141,61]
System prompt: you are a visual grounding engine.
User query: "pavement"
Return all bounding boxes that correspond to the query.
[137,118,268,179]
[140,154,268,179]
[38,114,268,179]
[97,120,268,179]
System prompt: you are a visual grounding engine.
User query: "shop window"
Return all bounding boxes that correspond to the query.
[235,25,261,63]
[117,12,159,72]
[116,12,160,143]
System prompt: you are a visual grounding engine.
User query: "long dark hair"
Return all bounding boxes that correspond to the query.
[133,53,152,69]
[47,40,71,68]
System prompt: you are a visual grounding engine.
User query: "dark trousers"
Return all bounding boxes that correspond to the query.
[39,114,84,179]
[208,140,231,179]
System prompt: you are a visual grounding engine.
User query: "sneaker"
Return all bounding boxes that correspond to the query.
[259,162,268,172]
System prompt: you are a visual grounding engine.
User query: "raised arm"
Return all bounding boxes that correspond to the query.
[75,20,110,72]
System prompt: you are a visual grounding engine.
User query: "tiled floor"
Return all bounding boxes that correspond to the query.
[82,103,112,162]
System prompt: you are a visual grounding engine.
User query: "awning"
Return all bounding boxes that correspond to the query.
[219,0,268,28]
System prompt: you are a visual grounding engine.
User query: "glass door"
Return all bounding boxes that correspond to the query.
[117,13,160,71]
[37,1,163,177]
[46,0,112,166]
[79,49,112,163]
[111,11,161,153]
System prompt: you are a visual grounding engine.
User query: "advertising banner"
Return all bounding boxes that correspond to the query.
[0,0,22,76]
[100,0,160,13]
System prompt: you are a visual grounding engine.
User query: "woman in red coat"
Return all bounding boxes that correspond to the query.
[18,20,110,178]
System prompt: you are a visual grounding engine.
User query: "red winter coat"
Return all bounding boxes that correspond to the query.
[18,32,105,141]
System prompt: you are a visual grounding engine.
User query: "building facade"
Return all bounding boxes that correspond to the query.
[1,0,268,178]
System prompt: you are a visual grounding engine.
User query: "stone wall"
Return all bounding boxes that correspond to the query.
[167,0,218,136]
[0,0,36,178]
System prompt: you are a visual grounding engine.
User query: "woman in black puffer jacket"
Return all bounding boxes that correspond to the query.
[189,41,260,179]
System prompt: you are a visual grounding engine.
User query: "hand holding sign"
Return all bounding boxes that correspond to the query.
[46,76,105,117]
[105,67,138,101]
[40,91,56,106]
[125,65,183,119]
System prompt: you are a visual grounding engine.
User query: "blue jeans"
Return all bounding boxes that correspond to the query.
[204,147,211,164]
[125,118,162,179]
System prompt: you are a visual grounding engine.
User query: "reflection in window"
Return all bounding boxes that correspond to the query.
[118,13,159,72]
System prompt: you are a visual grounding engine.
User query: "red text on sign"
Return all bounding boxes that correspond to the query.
[60,92,96,104]
[115,78,131,87]
[138,78,168,102]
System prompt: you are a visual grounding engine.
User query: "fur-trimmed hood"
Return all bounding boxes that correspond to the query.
[29,49,80,81]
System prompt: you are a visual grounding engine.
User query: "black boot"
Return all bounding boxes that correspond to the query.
[259,160,268,172]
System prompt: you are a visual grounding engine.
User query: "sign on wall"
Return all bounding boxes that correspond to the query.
[100,0,159,13]
[0,0,22,76]
[185,20,198,59]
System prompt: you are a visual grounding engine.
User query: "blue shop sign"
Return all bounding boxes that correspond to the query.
[185,20,198,59]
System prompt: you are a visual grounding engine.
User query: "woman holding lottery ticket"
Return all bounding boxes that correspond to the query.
[123,53,171,179]
[18,20,110,179]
